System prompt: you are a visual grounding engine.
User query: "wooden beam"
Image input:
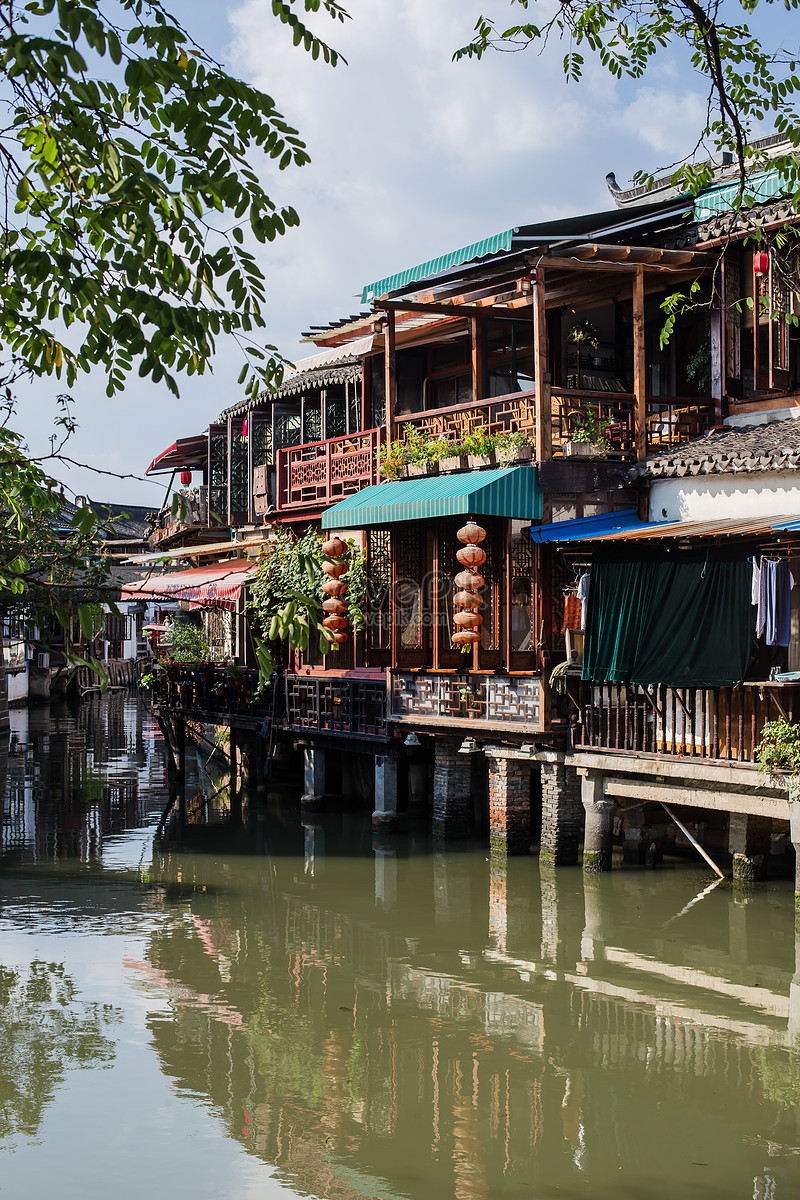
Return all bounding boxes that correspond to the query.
[384,310,397,445]
[633,265,647,462]
[471,314,484,404]
[533,266,551,462]
[540,255,714,275]
[376,297,491,319]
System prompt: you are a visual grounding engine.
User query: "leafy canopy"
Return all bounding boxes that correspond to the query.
[455,0,800,207]
[0,0,348,401]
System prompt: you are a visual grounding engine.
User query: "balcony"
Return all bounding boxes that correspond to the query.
[149,665,273,723]
[572,680,800,764]
[285,674,387,738]
[391,671,543,733]
[397,390,716,460]
[276,428,384,511]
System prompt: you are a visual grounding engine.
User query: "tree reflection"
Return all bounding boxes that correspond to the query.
[0,960,120,1147]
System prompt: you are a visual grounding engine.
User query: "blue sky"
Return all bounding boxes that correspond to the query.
[16,0,800,506]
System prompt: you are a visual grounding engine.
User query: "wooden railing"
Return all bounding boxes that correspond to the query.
[148,665,273,722]
[573,680,800,763]
[391,671,543,731]
[285,674,387,738]
[397,390,715,459]
[276,428,383,511]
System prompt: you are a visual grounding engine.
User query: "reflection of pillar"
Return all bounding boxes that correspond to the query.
[486,750,530,856]
[373,754,398,832]
[581,773,615,873]
[320,1034,349,1150]
[229,726,242,825]
[540,865,578,966]
[407,761,428,818]
[790,926,800,1043]
[301,746,325,811]
[303,820,324,877]
[374,843,398,910]
[790,802,800,927]
[729,813,771,883]
[581,875,607,963]
[488,859,528,954]
[432,738,472,840]
[452,1060,489,1200]
[539,757,582,866]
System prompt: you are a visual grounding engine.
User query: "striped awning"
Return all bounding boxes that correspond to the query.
[361,231,515,303]
[321,466,541,529]
[120,559,255,612]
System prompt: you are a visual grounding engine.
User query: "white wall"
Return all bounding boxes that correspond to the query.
[649,470,800,523]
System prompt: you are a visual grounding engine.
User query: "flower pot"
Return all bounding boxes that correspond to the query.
[406,462,427,478]
[396,464,409,479]
[513,444,533,462]
[563,440,602,458]
[440,455,467,473]
[467,453,495,470]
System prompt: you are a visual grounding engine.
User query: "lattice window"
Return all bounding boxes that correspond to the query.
[369,363,386,430]
[367,529,391,652]
[303,398,322,443]
[325,388,347,439]
[348,381,361,434]
[230,424,248,517]
[395,526,423,651]
[208,426,228,522]
[276,411,301,449]
[252,416,272,467]
[436,519,461,654]
[480,517,500,651]
[510,520,534,652]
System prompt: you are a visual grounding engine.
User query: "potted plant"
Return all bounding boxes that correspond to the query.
[563,410,613,458]
[379,440,408,480]
[756,719,800,797]
[566,319,599,390]
[436,438,468,473]
[462,428,497,469]
[401,423,439,477]
[495,430,533,466]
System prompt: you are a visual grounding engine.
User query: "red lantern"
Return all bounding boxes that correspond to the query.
[454,590,482,610]
[454,610,482,629]
[322,537,347,558]
[753,251,770,276]
[456,544,487,569]
[455,570,484,591]
[322,560,348,579]
[321,578,348,597]
[180,470,192,486]
[453,630,481,646]
[322,596,348,615]
[457,521,487,545]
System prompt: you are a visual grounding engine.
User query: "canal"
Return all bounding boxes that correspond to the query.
[1,694,799,1198]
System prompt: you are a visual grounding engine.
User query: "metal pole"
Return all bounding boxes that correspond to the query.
[660,801,725,879]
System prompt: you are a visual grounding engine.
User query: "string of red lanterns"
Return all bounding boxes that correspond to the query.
[321,536,349,645]
[452,520,486,649]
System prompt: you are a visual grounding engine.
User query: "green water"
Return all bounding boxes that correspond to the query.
[1,695,799,1199]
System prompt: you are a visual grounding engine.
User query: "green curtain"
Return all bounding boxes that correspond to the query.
[582,548,752,687]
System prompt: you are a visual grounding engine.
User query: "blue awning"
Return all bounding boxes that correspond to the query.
[531,509,651,543]
[321,466,541,529]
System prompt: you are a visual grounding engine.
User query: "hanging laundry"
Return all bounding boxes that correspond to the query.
[751,557,761,608]
[562,593,581,633]
[761,558,795,648]
[577,572,591,631]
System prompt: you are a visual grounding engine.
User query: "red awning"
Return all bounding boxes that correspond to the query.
[146,434,208,476]
[121,559,255,612]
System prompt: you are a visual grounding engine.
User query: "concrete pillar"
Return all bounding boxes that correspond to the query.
[539,758,582,867]
[790,927,800,1044]
[432,738,472,840]
[373,754,398,832]
[407,761,429,818]
[729,813,772,883]
[581,772,615,873]
[486,752,530,856]
[301,746,325,811]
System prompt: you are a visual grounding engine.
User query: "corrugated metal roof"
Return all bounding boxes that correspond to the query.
[288,335,375,375]
[361,231,515,304]
[321,466,541,529]
[694,169,790,221]
[531,509,647,543]
[591,514,800,542]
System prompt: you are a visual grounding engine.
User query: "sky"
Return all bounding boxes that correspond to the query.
[15,0,800,507]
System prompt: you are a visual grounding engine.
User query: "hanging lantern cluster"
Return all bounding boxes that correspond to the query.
[453,521,486,649]
[321,536,349,645]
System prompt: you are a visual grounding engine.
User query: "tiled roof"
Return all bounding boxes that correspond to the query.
[634,416,800,479]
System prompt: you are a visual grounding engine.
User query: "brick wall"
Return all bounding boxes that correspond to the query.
[540,762,582,866]
[488,757,531,855]
[432,739,472,839]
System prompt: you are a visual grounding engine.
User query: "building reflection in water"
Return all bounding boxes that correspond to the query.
[136,816,800,1200]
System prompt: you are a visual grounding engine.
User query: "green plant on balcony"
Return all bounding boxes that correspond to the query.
[379,439,408,480]
[162,621,208,664]
[568,410,613,457]
[461,427,498,465]
[495,430,532,465]
[566,319,599,390]
[755,719,800,787]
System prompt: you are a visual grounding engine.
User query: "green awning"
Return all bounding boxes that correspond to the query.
[693,169,791,221]
[361,230,515,304]
[321,465,541,529]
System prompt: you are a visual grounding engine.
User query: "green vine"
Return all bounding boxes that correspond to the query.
[755,719,800,784]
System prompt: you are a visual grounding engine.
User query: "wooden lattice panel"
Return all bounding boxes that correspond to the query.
[392,671,542,729]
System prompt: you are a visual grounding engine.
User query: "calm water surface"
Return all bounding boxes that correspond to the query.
[1,695,800,1199]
